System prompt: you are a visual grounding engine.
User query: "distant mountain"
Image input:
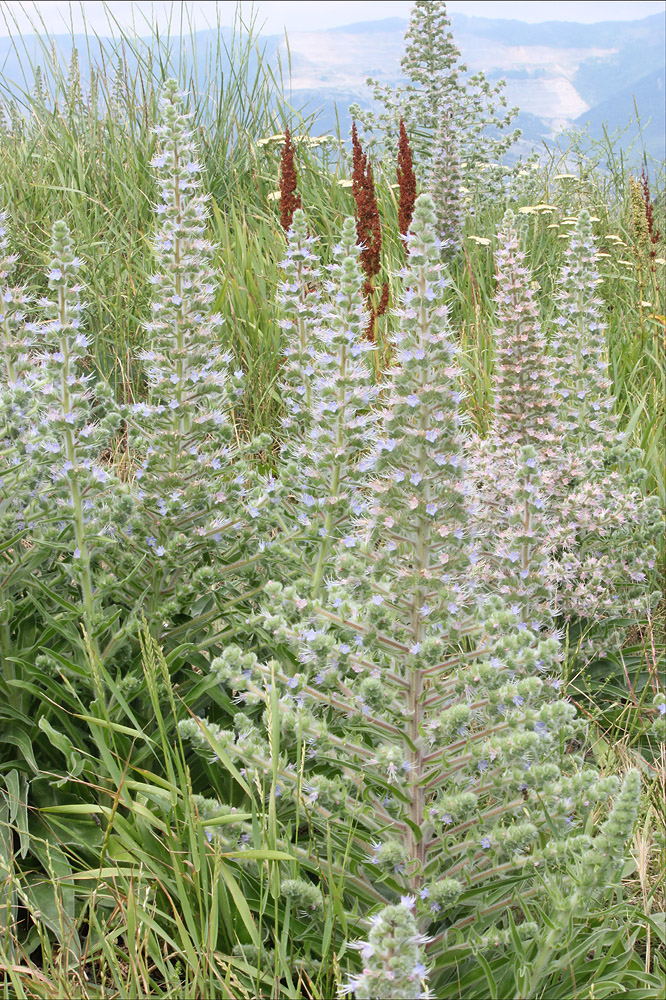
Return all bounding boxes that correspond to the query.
[268,11,665,161]
[572,68,665,158]
[0,10,663,163]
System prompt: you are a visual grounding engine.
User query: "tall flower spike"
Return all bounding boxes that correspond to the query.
[127,80,259,625]
[0,210,33,422]
[309,217,378,594]
[551,209,616,462]
[28,220,121,643]
[0,213,45,693]
[492,208,560,457]
[279,126,301,232]
[273,213,378,593]
[277,208,320,446]
[351,123,388,341]
[184,194,642,998]
[545,210,662,642]
[472,209,559,624]
[397,119,417,253]
[428,110,462,256]
[639,167,661,278]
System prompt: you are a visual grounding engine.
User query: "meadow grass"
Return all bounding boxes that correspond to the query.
[0,7,664,999]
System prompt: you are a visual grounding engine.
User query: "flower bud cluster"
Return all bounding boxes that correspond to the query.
[343,897,429,1000]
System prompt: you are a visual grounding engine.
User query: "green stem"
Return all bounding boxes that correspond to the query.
[58,287,98,653]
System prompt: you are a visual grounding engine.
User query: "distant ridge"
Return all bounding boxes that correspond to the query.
[0,11,662,161]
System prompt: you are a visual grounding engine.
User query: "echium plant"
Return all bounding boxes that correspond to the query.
[23,221,125,657]
[491,210,560,456]
[0,211,33,440]
[350,1,520,213]
[0,210,44,694]
[276,209,320,448]
[427,110,462,253]
[471,209,560,627]
[477,208,661,648]
[275,208,378,594]
[126,80,266,630]
[547,210,661,634]
[181,197,641,997]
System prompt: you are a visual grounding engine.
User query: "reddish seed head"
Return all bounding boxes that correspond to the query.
[279,127,301,232]
[350,122,389,340]
[397,119,417,251]
[640,167,661,256]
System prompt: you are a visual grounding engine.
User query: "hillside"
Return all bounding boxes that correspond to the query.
[0,10,663,161]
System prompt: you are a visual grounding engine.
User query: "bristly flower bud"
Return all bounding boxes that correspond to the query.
[344,898,429,1000]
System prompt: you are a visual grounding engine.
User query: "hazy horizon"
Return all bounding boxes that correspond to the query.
[1,0,665,39]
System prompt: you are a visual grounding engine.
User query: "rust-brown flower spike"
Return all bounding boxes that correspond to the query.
[640,167,661,267]
[351,122,388,340]
[279,127,301,232]
[397,119,417,252]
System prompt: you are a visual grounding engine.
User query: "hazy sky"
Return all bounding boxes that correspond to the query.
[1,0,665,36]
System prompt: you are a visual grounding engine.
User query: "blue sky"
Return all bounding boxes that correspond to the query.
[1,0,665,36]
